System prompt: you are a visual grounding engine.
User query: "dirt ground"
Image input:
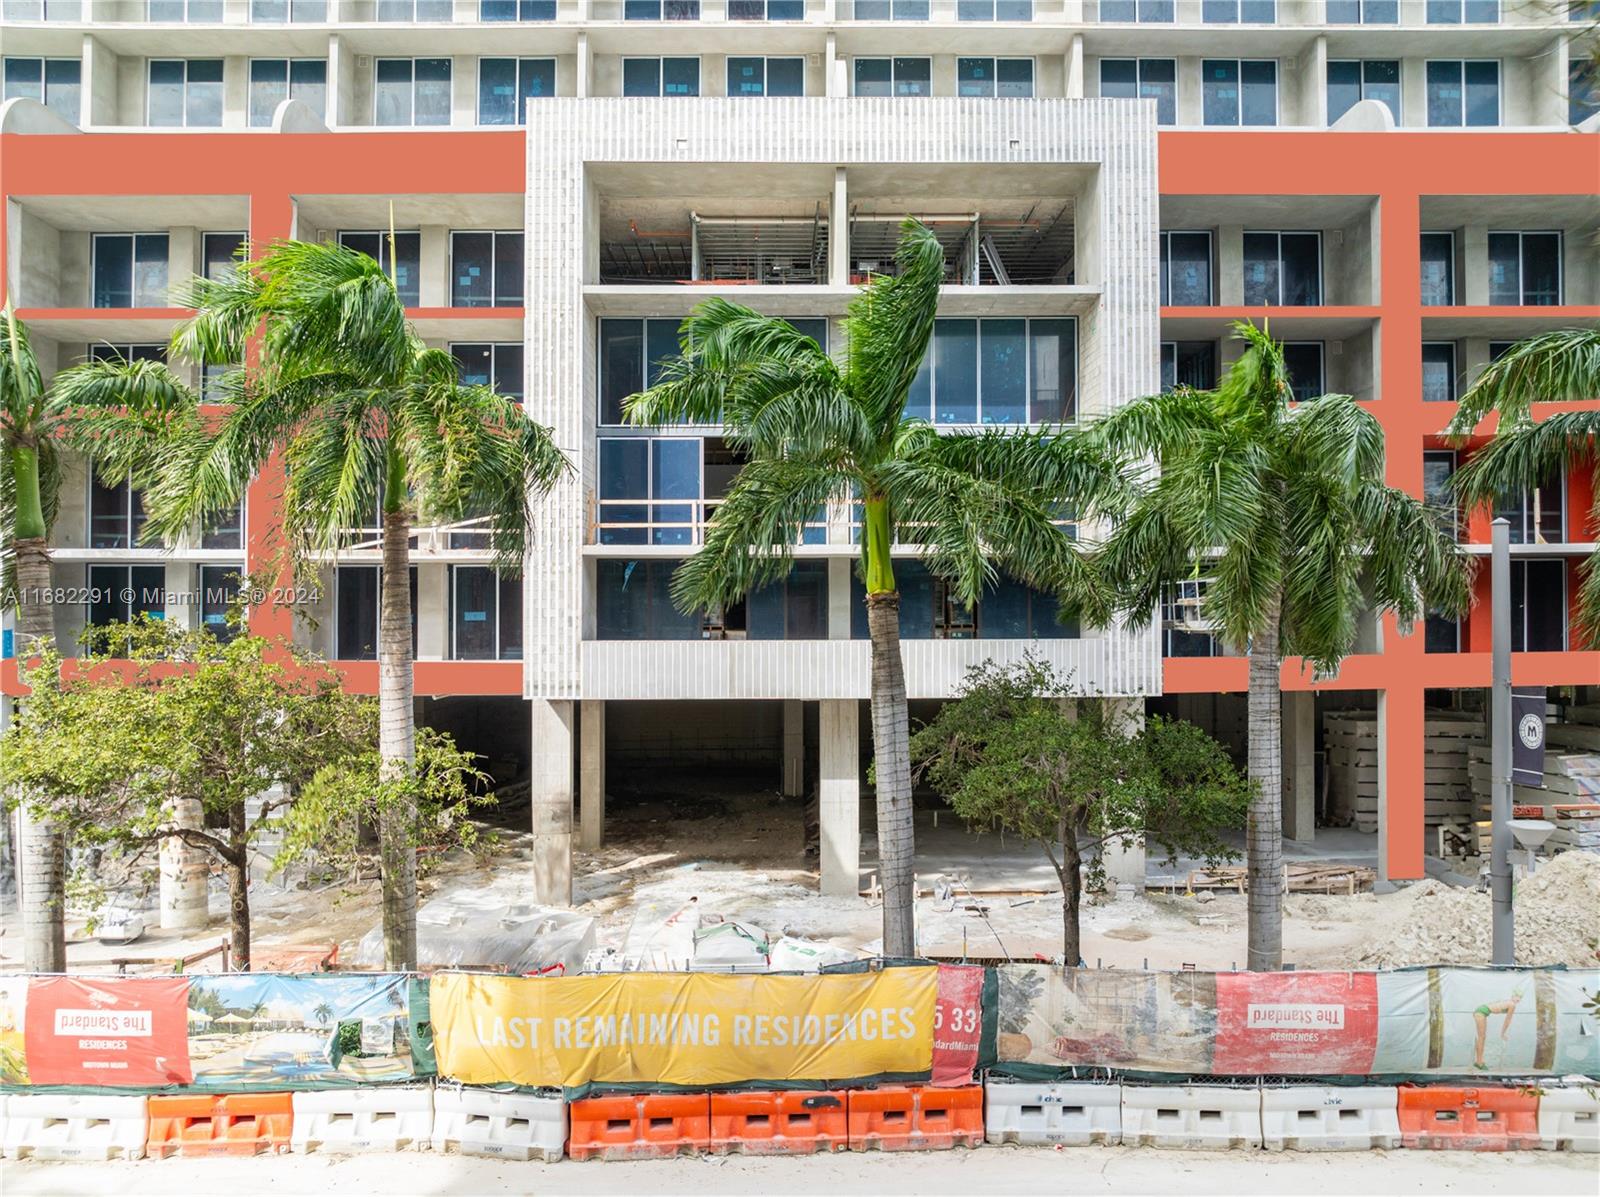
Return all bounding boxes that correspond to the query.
[6,1145,1596,1197]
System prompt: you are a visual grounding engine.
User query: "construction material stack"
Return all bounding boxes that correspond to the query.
[1322,710,1481,833]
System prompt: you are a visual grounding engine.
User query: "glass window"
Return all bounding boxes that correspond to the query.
[1243,231,1321,306]
[478,58,555,124]
[1421,342,1458,403]
[853,58,892,97]
[1099,0,1174,18]
[957,58,1034,98]
[1326,0,1396,17]
[957,0,1033,16]
[1203,59,1277,126]
[377,0,453,16]
[727,57,805,97]
[1495,468,1565,545]
[147,59,223,127]
[248,58,325,127]
[334,566,417,660]
[1101,59,1177,125]
[908,317,1075,425]
[1427,60,1499,127]
[88,565,166,634]
[198,566,240,643]
[482,0,557,17]
[375,58,451,125]
[1510,559,1565,652]
[596,559,701,639]
[599,318,688,424]
[1202,0,1275,20]
[89,475,148,549]
[1327,59,1399,124]
[1420,232,1455,306]
[728,0,806,15]
[202,232,245,281]
[1161,341,1217,392]
[452,566,522,660]
[1160,231,1213,305]
[88,344,166,366]
[622,58,700,97]
[92,234,169,309]
[250,0,328,19]
[200,499,243,550]
[1488,232,1562,305]
[147,0,222,18]
[450,231,523,307]
[2,57,80,123]
[1282,342,1324,402]
[853,57,931,96]
[1427,0,1499,21]
[853,0,929,15]
[747,561,828,640]
[892,57,931,96]
[451,342,524,402]
[1422,449,1458,540]
[337,231,422,306]
[625,0,700,15]
[1572,58,1600,126]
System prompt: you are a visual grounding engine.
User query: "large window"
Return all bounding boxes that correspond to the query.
[334,566,417,660]
[482,0,556,17]
[377,0,452,17]
[1426,60,1499,127]
[1420,232,1455,306]
[3,58,80,123]
[1202,59,1277,126]
[203,232,245,280]
[248,58,326,127]
[338,231,421,306]
[146,0,221,18]
[597,438,701,545]
[958,0,1032,16]
[92,234,168,308]
[1421,342,1458,403]
[1427,0,1498,21]
[851,562,1075,640]
[907,318,1076,425]
[1243,231,1321,306]
[1487,232,1562,306]
[596,559,700,639]
[1098,0,1174,19]
[1510,559,1566,652]
[1163,578,1217,657]
[1325,0,1396,18]
[727,57,805,97]
[87,565,166,633]
[1161,341,1217,392]
[451,566,523,660]
[450,231,523,307]
[89,475,148,549]
[88,344,165,366]
[956,58,1033,98]
[625,0,699,15]
[853,58,931,97]
[1099,59,1176,125]
[200,500,244,550]
[478,58,555,124]
[1282,342,1324,402]
[622,58,700,97]
[250,0,327,18]
[375,58,451,126]
[1327,60,1399,124]
[4,0,83,15]
[198,566,241,643]
[148,59,224,127]
[853,0,929,16]
[452,342,524,402]
[1422,449,1458,541]
[1159,231,1213,305]
[1495,469,1566,545]
[1201,0,1274,20]
[600,318,682,425]
[1571,59,1600,127]
[728,0,805,17]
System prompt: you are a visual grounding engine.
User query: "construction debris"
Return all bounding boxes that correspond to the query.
[1153,863,1375,895]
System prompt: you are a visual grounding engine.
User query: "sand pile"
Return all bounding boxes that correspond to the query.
[1356,849,1600,969]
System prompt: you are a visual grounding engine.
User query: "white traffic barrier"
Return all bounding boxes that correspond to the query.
[1260,1085,1400,1151]
[291,1086,434,1153]
[1539,1084,1600,1152]
[431,1086,566,1161]
[1,1093,149,1161]
[1121,1084,1262,1150]
[984,1080,1122,1146]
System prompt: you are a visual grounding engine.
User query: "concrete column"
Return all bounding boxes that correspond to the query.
[1100,697,1146,892]
[829,166,849,286]
[419,225,449,308]
[818,698,859,897]
[782,699,804,797]
[530,698,575,905]
[827,557,852,639]
[1283,690,1315,843]
[576,32,592,99]
[1064,33,1084,99]
[579,699,605,851]
[159,796,209,932]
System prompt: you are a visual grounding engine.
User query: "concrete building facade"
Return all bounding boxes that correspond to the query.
[1,0,1596,903]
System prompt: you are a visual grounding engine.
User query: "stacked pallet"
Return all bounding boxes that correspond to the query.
[1322,710,1481,833]
[1465,705,1600,857]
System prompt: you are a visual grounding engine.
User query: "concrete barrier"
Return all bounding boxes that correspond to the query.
[290,1086,433,1153]
[984,1080,1122,1146]
[2,1093,149,1161]
[431,1086,565,1161]
[1121,1084,1262,1150]
[1260,1085,1400,1151]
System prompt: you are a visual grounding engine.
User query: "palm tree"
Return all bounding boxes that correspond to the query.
[312,1000,334,1027]
[62,239,568,969]
[1446,328,1600,645]
[1081,321,1471,970]
[625,220,1112,956]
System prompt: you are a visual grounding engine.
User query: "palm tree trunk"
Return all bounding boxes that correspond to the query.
[866,592,916,958]
[1246,594,1284,971]
[378,506,417,970]
[226,803,251,971]
[13,442,65,971]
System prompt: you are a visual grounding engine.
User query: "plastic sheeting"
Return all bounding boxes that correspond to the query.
[357,893,596,976]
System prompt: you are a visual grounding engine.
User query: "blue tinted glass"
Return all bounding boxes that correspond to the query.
[980,319,1026,424]
[1100,59,1137,98]
[981,577,1029,637]
[600,439,648,500]
[1327,60,1360,123]
[1202,59,1239,125]
[933,319,977,423]
[478,57,517,124]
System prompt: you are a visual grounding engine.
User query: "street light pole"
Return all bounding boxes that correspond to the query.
[1490,517,1514,967]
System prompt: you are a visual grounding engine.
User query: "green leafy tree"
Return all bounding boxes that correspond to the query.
[1447,327,1600,645]
[60,237,568,968]
[909,657,1249,965]
[1079,321,1470,970]
[0,620,372,970]
[625,221,1112,956]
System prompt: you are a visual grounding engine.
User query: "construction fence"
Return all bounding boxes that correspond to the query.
[0,963,1595,1161]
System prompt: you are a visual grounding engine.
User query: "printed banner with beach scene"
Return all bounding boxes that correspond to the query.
[185,973,418,1089]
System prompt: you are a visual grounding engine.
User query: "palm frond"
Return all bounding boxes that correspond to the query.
[843,219,946,435]
[1448,327,1600,435]
[1281,392,1385,488]
[170,266,266,368]
[281,392,388,554]
[1353,481,1475,632]
[1217,320,1292,427]
[1449,409,1600,506]
[0,309,48,435]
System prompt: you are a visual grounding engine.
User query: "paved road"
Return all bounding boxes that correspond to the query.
[6,1146,1597,1196]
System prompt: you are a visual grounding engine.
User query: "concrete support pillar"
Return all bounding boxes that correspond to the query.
[827,557,852,638]
[1100,697,1146,892]
[576,32,592,99]
[829,166,849,286]
[818,699,859,897]
[1377,685,1426,886]
[530,698,575,905]
[782,699,804,797]
[1283,691,1316,843]
[159,796,209,932]
[579,699,605,852]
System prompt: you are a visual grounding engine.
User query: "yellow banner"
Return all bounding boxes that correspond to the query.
[431,968,938,1088]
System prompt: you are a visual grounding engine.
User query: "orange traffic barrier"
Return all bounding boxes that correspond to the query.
[1398,1085,1541,1151]
[709,1090,848,1155]
[146,1092,293,1158]
[848,1084,984,1152]
[567,1093,711,1161]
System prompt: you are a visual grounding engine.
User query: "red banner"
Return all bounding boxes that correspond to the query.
[24,977,193,1087]
[931,964,984,1086]
[1212,971,1378,1075]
